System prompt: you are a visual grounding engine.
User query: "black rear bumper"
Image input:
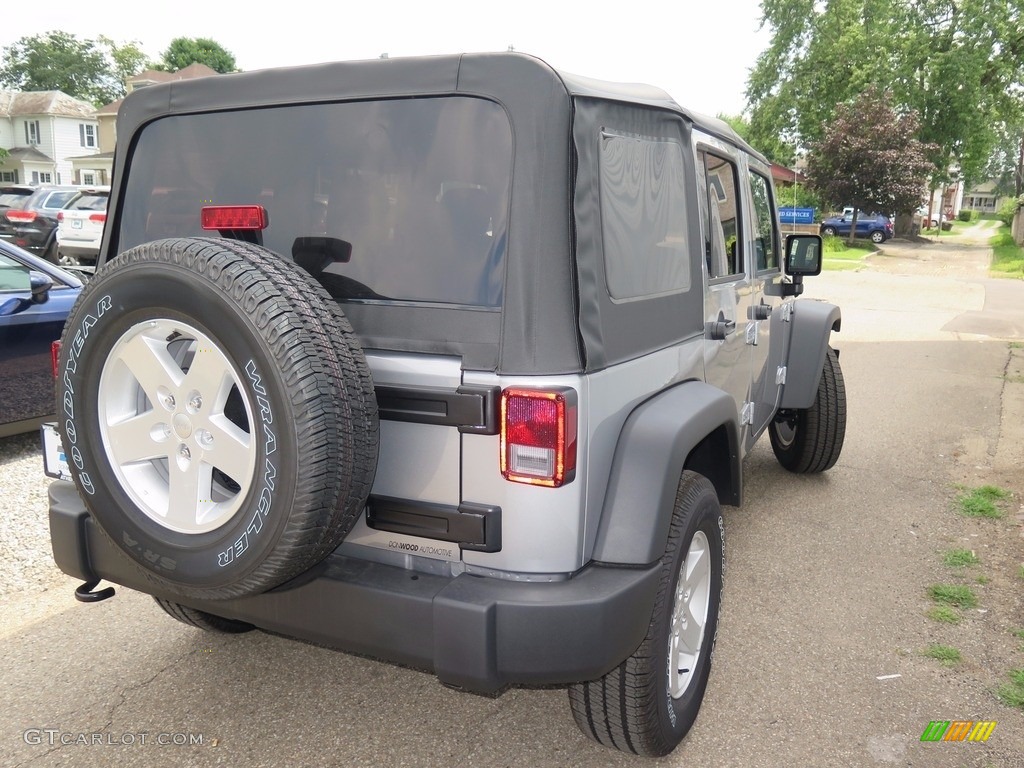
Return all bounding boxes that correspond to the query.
[49,481,660,694]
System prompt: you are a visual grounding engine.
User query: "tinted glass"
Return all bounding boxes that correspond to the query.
[599,133,690,300]
[120,97,513,307]
[0,252,30,291]
[748,172,778,272]
[700,153,743,279]
[69,193,109,211]
[0,191,31,209]
[39,191,77,210]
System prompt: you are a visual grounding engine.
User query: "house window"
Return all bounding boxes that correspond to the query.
[31,171,53,184]
[80,124,97,148]
[0,171,16,183]
[82,172,95,185]
[24,120,41,145]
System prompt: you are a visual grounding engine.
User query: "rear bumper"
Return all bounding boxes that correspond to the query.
[49,481,660,694]
[57,243,99,260]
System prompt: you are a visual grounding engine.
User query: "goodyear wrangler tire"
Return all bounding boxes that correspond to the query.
[56,237,378,600]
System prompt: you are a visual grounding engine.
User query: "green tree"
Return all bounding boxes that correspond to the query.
[982,124,1023,198]
[748,0,1024,206]
[0,31,152,106]
[99,36,152,97]
[806,88,935,243]
[717,112,795,164]
[0,31,110,104]
[160,38,237,74]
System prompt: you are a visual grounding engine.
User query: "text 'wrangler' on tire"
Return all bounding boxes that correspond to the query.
[56,237,378,600]
[42,52,845,758]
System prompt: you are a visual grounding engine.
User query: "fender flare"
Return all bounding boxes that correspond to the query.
[779,300,841,410]
[592,381,740,565]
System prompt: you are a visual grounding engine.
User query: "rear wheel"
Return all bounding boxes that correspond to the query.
[568,471,724,756]
[769,346,846,473]
[821,226,837,237]
[870,230,885,244]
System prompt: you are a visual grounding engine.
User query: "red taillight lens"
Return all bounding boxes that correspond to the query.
[89,213,106,223]
[51,341,61,378]
[57,212,64,222]
[500,388,577,487]
[200,205,268,231]
[6,210,36,223]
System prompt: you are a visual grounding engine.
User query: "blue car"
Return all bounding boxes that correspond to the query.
[819,210,894,243]
[0,239,84,437]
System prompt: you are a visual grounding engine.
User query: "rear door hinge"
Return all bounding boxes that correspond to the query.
[776,365,787,385]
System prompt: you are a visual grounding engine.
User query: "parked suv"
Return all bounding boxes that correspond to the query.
[820,209,893,243]
[0,185,80,262]
[55,186,109,266]
[43,53,845,757]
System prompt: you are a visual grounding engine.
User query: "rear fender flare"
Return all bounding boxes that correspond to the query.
[592,381,740,565]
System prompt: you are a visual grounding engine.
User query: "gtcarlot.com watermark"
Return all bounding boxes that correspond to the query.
[24,729,205,747]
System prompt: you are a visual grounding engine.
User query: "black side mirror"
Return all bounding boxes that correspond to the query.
[29,270,54,304]
[779,234,823,297]
[785,234,822,276]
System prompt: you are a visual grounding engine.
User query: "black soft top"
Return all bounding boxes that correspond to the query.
[110,53,761,374]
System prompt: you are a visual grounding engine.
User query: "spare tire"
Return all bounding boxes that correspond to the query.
[56,237,378,600]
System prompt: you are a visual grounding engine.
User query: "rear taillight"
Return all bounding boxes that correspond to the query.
[500,388,577,487]
[5,210,36,223]
[57,212,64,222]
[89,213,107,223]
[200,205,268,231]
[51,341,61,378]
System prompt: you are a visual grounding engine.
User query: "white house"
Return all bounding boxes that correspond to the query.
[0,90,101,185]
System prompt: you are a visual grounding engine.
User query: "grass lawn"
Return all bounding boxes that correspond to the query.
[821,236,876,271]
[991,226,1024,278]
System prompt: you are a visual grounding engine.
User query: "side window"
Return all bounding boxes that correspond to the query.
[0,253,31,292]
[698,151,743,279]
[749,171,779,272]
[599,133,690,300]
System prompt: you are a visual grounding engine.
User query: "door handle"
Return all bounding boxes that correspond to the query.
[706,317,736,341]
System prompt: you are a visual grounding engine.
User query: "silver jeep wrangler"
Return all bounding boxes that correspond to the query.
[45,52,844,757]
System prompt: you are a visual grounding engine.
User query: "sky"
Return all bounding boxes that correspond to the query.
[0,0,772,117]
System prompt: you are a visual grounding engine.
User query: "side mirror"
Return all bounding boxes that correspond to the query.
[29,271,54,304]
[785,234,822,276]
[779,234,822,297]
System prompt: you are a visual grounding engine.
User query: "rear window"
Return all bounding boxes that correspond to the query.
[119,97,514,308]
[68,192,109,211]
[0,190,31,209]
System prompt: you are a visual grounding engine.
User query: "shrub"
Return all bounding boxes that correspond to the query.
[958,209,975,222]
[997,195,1024,227]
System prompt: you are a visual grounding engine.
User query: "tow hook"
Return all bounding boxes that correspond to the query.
[74,579,116,603]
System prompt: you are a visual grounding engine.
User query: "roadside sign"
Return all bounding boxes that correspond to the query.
[779,207,815,225]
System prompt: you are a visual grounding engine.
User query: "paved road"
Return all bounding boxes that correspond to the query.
[3,226,1022,767]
